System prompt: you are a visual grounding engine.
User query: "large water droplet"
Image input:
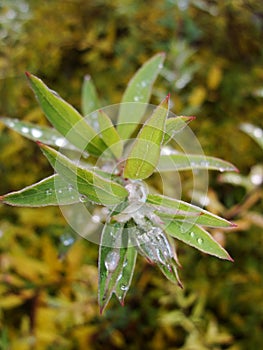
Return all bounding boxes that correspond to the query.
[105,251,120,272]
[61,234,75,246]
[31,128,43,138]
[190,231,195,238]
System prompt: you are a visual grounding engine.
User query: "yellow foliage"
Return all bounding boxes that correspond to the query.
[207,64,223,90]
[188,86,207,108]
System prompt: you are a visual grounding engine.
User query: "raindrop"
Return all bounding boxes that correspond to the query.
[61,234,74,246]
[158,63,163,69]
[141,81,147,87]
[31,128,43,138]
[92,215,101,223]
[79,195,87,202]
[46,189,52,195]
[105,251,120,272]
[68,185,74,192]
[120,284,128,291]
[123,259,128,267]
[7,120,15,127]
[197,237,203,245]
[58,189,63,194]
[134,96,139,102]
[21,126,29,133]
[55,138,67,147]
[253,127,263,138]
[190,231,195,238]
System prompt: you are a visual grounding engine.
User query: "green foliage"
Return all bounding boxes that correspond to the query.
[1,54,236,315]
[0,1,262,348]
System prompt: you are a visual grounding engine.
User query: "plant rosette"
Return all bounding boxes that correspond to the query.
[0,53,238,313]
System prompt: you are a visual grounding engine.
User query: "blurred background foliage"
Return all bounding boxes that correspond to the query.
[0,0,262,349]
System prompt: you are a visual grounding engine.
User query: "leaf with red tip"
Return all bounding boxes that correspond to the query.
[163,116,196,144]
[26,72,106,156]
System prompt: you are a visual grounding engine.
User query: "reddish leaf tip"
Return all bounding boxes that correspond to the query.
[0,195,5,201]
[25,71,31,78]
[189,116,196,121]
[227,255,235,263]
[36,140,44,147]
[230,222,238,228]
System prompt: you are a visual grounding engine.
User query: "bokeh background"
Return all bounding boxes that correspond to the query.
[0,1,262,349]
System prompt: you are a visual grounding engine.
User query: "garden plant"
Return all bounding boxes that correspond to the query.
[0,53,238,313]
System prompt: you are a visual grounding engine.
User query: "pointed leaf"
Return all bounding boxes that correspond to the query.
[123,95,169,179]
[0,117,76,150]
[157,153,238,172]
[25,72,106,156]
[146,194,234,228]
[39,144,128,206]
[163,116,195,144]
[240,123,263,150]
[98,110,123,159]
[117,53,165,139]
[114,245,137,305]
[81,75,101,117]
[0,174,80,207]
[98,222,127,313]
[161,219,233,261]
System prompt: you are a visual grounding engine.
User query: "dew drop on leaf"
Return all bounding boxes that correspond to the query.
[79,195,87,202]
[21,126,29,133]
[105,251,120,272]
[197,237,203,245]
[31,128,43,138]
[190,231,195,238]
[46,189,52,195]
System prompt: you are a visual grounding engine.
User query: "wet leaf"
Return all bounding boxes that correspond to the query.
[123,95,169,179]
[0,117,75,150]
[117,53,165,139]
[81,75,101,117]
[147,194,234,228]
[114,245,137,306]
[157,153,238,172]
[163,116,195,144]
[26,72,106,156]
[98,221,127,313]
[161,219,233,261]
[98,110,123,159]
[39,144,128,206]
[0,174,80,207]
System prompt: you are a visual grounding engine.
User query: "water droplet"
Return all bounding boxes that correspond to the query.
[46,189,52,195]
[79,195,87,202]
[134,96,139,102]
[58,189,63,194]
[21,126,29,133]
[190,231,195,238]
[158,63,163,69]
[92,214,101,223]
[61,234,75,246]
[120,284,128,291]
[31,128,43,138]
[123,259,128,267]
[55,138,67,147]
[68,185,74,192]
[7,120,15,127]
[197,237,203,245]
[125,181,148,202]
[105,251,120,272]
[253,127,263,138]
[117,272,123,282]
[141,81,147,87]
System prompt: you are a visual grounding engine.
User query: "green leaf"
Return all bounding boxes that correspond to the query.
[0,174,80,207]
[117,53,165,139]
[0,117,76,150]
[114,245,137,306]
[163,116,195,145]
[156,259,183,288]
[97,110,123,159]
[98,222,128,313]
[240,123,263,150]
[123,95,169,180]
[157,153,238,172]
[161,219,233,261]
[39,143,128,206]
[146,194,234,228]
[26,72,106,156]
[81,75,101,117]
